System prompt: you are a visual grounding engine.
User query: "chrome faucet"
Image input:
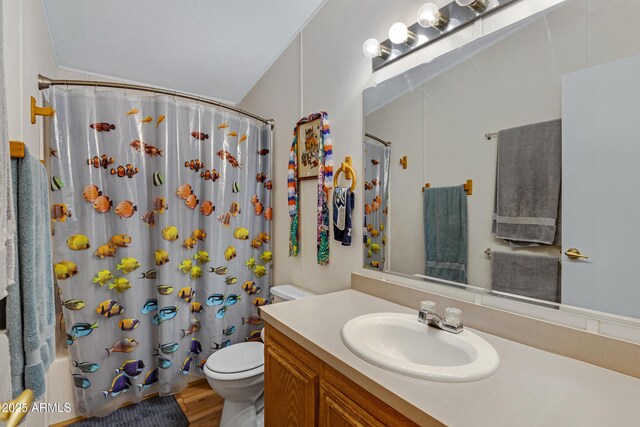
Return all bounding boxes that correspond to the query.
[418,300,463,334]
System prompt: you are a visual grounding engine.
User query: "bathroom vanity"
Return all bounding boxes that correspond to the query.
[261,290,640,426]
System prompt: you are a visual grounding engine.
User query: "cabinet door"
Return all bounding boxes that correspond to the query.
[319,381,384,427]
[265,344,318,426]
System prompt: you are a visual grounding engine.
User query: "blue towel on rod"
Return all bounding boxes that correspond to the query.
[423,185,468,284]
[7,149,55,399]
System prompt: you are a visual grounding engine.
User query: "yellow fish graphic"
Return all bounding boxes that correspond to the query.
[126,108,140,116]
[140,115,152,123]
[156,115,166,127]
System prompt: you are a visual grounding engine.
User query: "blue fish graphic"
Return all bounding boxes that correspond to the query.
[158,342,179,354]
[141,299,158,315]
[70,322,98,338]
[73,361,100,374]
[179,356,192,375]
[206,293,224,307]
[115,359,145,377]
[216,306,228,319]
[158,306,178,321]
[73,374,91,389]
[102,373,132,398]
[137,368,158,391]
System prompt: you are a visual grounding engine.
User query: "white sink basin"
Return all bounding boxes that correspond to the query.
[341,312,500,382]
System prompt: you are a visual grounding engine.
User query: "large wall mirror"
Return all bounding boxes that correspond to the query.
[363,0,640,321]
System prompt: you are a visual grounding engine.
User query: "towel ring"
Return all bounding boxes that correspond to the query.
[334,163,357,192]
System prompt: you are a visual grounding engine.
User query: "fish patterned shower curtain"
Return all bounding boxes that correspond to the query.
[363,137,390,271]
[46,87,272,417]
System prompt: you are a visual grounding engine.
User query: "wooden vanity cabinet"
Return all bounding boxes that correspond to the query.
[264,323,429,427]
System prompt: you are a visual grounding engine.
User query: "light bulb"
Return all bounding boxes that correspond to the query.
[362,38,381,58]
[362,38,389,59]
[455,0,489,13]
[388,22,409,44]
[418,3,449,30]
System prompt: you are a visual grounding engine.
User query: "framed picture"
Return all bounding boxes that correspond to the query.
[297,117,322,180]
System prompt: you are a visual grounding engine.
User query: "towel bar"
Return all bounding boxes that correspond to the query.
[485,248,562,263]
[422,179,472,195]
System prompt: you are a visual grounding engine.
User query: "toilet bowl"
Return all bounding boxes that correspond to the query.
[204,284,316,427]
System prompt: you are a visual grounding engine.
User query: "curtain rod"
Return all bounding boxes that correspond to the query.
[365,132,392,146]
[37,74,273,126]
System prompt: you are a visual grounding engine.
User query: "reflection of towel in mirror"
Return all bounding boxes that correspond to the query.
[492,119,562,246]
[491,251,560,303]
[423,186,467,284]
[333,187,354,246]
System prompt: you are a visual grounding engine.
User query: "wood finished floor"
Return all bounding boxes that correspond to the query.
[49,379,223,427]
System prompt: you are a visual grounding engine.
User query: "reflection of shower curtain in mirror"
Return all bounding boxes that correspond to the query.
[46,87,272,417]
[363,137,390,270]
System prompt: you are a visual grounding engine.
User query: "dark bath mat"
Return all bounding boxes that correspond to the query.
[71,395,188,427]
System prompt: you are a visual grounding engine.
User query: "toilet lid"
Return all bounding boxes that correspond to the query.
[206,341,264,373]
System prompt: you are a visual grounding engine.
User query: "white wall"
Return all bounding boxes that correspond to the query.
[239,0,571,294]
[240,0,449,294]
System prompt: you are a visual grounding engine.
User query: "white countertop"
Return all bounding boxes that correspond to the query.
[260,289,640,427]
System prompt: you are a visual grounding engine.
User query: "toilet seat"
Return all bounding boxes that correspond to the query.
[205,342,265,381]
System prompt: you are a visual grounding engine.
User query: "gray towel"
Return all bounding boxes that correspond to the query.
[492,119,561,245]
[8,149,56,399]
[491,251,560,303]
[424,185,467,284]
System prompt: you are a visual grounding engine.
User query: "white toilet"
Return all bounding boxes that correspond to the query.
[203,285,316,427]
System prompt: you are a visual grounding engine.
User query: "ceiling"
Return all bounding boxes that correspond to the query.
[41,0,326,104]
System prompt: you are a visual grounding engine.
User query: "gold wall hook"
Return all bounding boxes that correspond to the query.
[0,389,34,427]
[400,156,407,169]
[565,248,589,260]
[31,96,55,124]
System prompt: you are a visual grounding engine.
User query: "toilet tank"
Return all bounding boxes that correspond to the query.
[270,284,316,303]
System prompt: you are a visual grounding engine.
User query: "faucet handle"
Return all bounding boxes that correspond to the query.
[420,300,436,312]
[444,307,462,326]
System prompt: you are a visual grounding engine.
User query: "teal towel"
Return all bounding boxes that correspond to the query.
[7,149,55,399]
[423,185,468,284]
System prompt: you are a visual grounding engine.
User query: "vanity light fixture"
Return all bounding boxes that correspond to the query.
[365,0,516,71]
[417,3,449,31]
[362,38,390,59]
[455,0,489,13]
[388,22,416,45]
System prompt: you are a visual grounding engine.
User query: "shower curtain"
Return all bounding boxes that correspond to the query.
[46,87,272,417]
[363,137,390,271]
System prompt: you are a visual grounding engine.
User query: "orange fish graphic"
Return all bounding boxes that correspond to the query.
[51,204,72,222]
[264,207,272,221]
[140,115,152,123]
[93,195,113,213]
[126,108,140,116]
[191,131,209,141]
[83,184,102,203]
[185,194,199,210]
[176,184,193,200]
[115,200,137,219]
[200,201,215,216]
[90,123,116,132]
[87,154,115,169]
[156,115,165,127]
[227,131,237,137]
[218,213,231,228]
[239,134,247,143]
[254,202,263,216]
[217,123,229,129]
[229,202,241,217]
